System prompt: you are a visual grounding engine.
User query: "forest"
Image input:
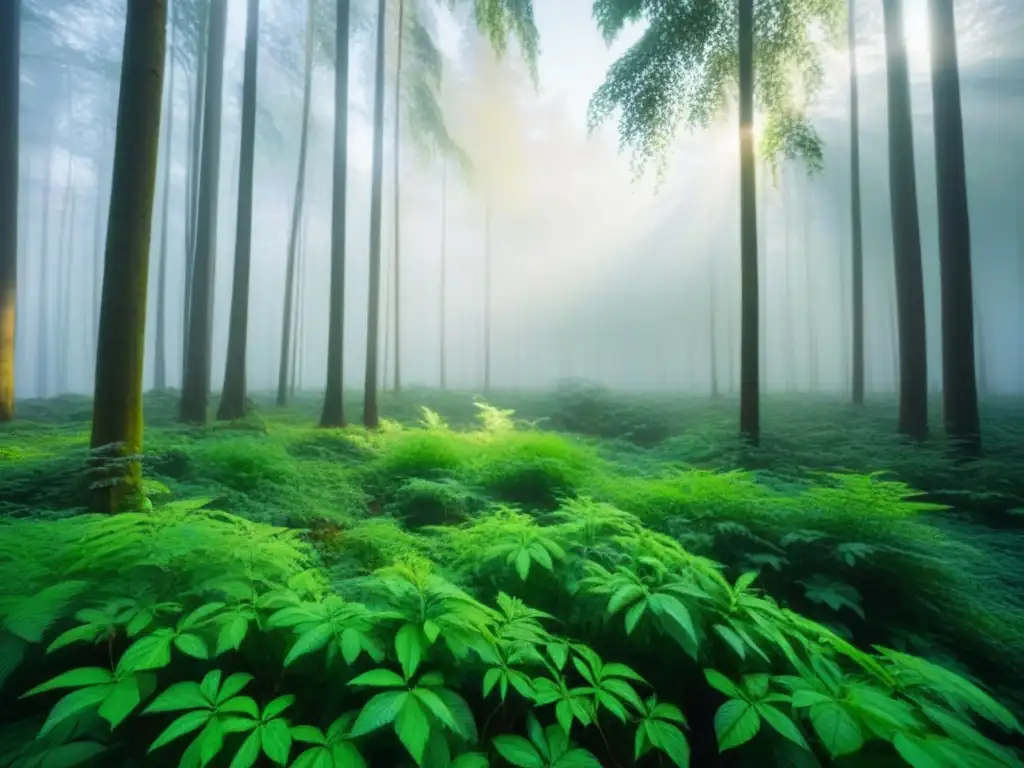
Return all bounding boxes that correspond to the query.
[1,0,1023,766]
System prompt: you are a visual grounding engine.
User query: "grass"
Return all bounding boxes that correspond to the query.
[1,385,1023,766]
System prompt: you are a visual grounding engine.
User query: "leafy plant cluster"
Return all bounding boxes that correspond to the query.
[1,488,1022,768]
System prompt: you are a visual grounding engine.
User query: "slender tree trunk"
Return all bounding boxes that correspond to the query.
[277,0,314,407]
[178,0,227,424]
[91,126,110,378]
[928,0,979,452]
[289,213,305,396]
[849,0,865,404]
[320,0,351,428]
[363,0,387,429]
[973,297,987,394]
[154,0,177,392]
[709,255,719,397]
[56,134,73,394]
[36,129,55,398]
[58,180,75,393]
[783,165,795,391]
[181,9,208,383]
[439,157,447,391]
[392,0,405,394]
[757,158,767,391]
[0,0,19,421]
[804,177,818,392]
[738,0,759,444]
[89,0,166,513]
[882,0,928,440]
[218,0,260,420]
[483,201,492,392]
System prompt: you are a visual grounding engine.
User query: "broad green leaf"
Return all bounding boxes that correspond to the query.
[514,549,531,581]
[218,673,254,704]
[412,687,458,732]
[341,628,362,664]
[348,668,406,688]
[714,700,760,752]
[284,624,334,667]
[743,675,771,701]
[395,697,431,764]
[703,670,743,699]
[27,740,106,767]
[492,735,543,768]
[98,678,143,729]
[450,753,489,768]
[47,623,104,653]
[220,696,260,718]
[757,704,808,750]
[229,731,262,768]
[216,616,249,655]
[144,681,207,713]
[287,747,332,768]
[714,624,747,660]
[331,741,367,767]
[290,725,327,745]
[39,684,112,737]
[116,631,173,675]
[552,749,603,768]
[350,691,408,737]
[649,594,697,646]
[149,710,212,751]
[624,600,647,634]
[181,603,226,631]
[262,718,293,764]
[263,695,296,720]
[791,690,833,708]
[809,702,863,757]
[435,687,478,743]
[396,624,424,680]
[423,620,441,644]
[23,667,113,697]
[608,584,645,615]
[483,668,501,698]
[174,633,209,660]
[645,720,690,767]
[2,581,87,643]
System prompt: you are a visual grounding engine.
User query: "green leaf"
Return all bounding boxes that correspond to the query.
[451,753,489,768]
[3,581,88,643]
[290,725,326,745]
[412,687,458,732]
[39,684,112,738]
[262,718,293,764]
[892,733,946,768]
[703,670,743,699]
[809,702,863,757]
[220,696,260,718]
[514,549,532,580]
[757,704,808,750]
[216,616,249,655]
[492,735,544,768]
[742,674,770,701]
[98,678,143,729]
[47,623,104,653]
[174,633,209,660]
[350,691,408,737]
[284,624,334,667]
[624,600,647,634]
[649,594,697,646]
[552,750,603,768]
[396,624,424,680]
[608,584,645,615]
[791,690,833,708]
[23,667,113,697]
[263,695,296,720]
[181,603,226,630]
[714,700,760,752]
[435,687,478,743]
[423,620,441,644]
[645,720,690,767]
[144,681,208,713]
[116,631,173,675]
[341,628,363,664]
[483,668,501,698]
[348,668,407,688]
[395,697,431,764]
[149,710,212,751]
[289,746,333,768]
[218,672,254,704]
[229,731,262,768]
[29,740,106,767]
[714,624,747,660]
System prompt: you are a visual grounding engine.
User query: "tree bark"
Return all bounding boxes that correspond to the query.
[320,0,352,427]
[218,0,261,421]
[738,0,760,444]
[363,0,387,429]
[928,0,980,452]
[276,0,314,407]
[392,0,405,395]
[0,0,19,421]
[178,0,227,425]
[89,0,166,513]
[154,0,178,392]
[848,0,865,404]
[882,0,928,440]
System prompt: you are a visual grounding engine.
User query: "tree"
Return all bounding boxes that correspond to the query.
[178,0,227,425]
[89,0,166,512]
[929,0,980,452]
[848,0,865,405]
[153,0,178,392]
[276,0,314,407]
[587,0,839,445]
[364,0,387,429]
[438,158,448,390]
[483,200,492,392]
[0,0,20,422]
[881,0,928,440]
[391,0,406,394]
[320,0,352,428]
[218,0,261,421]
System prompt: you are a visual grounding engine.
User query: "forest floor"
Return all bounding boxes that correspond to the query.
[2,386,1024,766]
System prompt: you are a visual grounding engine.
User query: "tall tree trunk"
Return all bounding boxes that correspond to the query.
[277,0,314,407]
[320,0,351,428]
[708,255,719,397]
[154,0,178,392]
[392,0,405,395]
[438,158,447,391]
[804,178,818,392]
[483,201,492,392]
[181,8,208,383]
[0,0,18,421]
[882,0,928,440]
[178,0,227,425]
[929,0,979,452]
[91,126,111,379]
[973,297,987,395]
[738,0,759,444]
[218,0,260,420]
[36,129,55,398]
[56,124,74,394]
[363,0,387,429]
[783,165,795,391]
[849,0,865,404]
[757,159,767,391]
[289,213,306,397]
[89,0,166,513]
